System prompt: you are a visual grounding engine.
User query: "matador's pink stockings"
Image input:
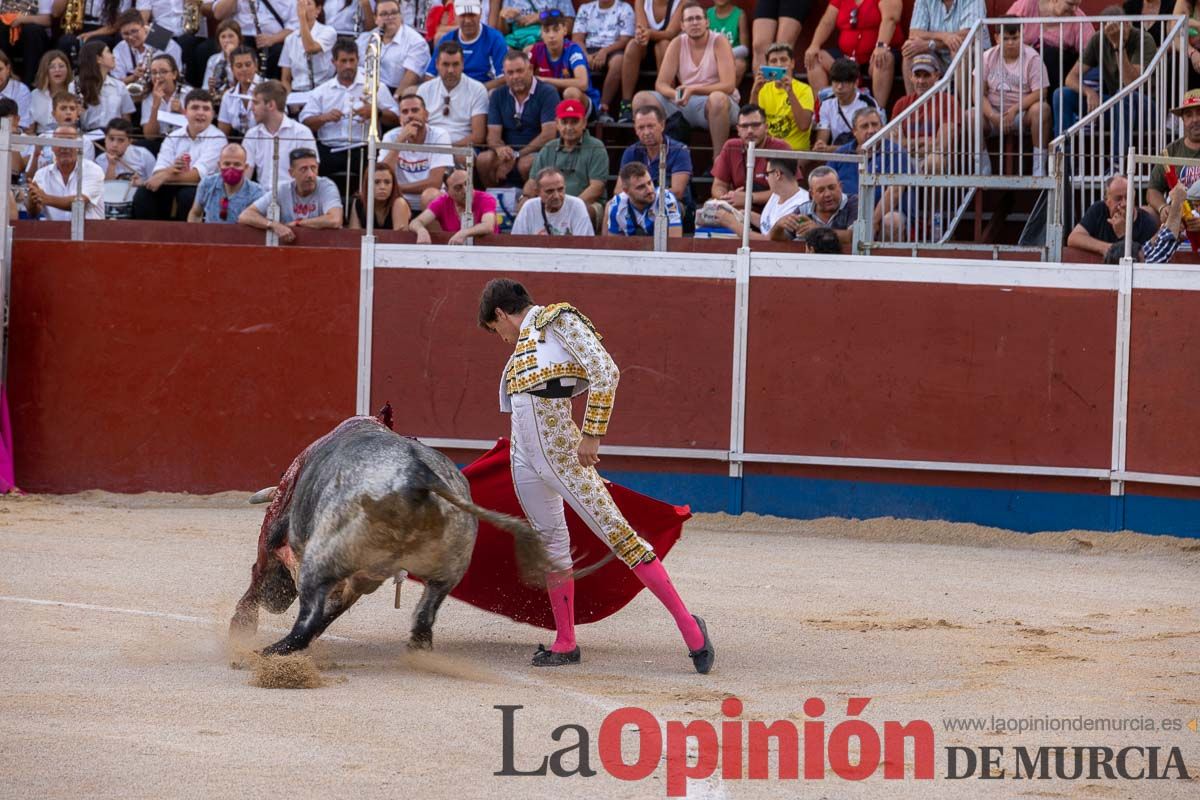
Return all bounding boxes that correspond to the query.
[547,571,577,653]
[633,558,704,650]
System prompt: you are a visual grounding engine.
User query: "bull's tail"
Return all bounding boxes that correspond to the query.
[426,482,554,589]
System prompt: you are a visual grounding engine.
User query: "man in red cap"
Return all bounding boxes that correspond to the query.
[525,98,610,228]
[1146,89,1200,231]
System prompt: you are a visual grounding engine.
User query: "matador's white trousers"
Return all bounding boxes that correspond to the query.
[509,392,655,572]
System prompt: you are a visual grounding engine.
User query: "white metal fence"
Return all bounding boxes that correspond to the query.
[861,15,1183,259]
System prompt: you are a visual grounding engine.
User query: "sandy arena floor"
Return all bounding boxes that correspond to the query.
[2,491,1199,799]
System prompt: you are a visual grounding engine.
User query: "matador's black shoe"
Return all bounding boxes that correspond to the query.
[689,615,715,674]
[532,644,581,667]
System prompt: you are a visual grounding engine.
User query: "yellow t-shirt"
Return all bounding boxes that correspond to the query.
[759,79,815,151]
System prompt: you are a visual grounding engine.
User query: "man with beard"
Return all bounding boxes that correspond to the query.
[510,166,594,235]
[239,147,343,241]
[417,40,489,148]
[476,49,558,188]
[606,161,681,237]
[382,93,453,212]
[634,1,738,153]
[300,39,400,181]
[1146,90,1200,233]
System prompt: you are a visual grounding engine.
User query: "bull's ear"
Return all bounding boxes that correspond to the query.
[248,486,278,505]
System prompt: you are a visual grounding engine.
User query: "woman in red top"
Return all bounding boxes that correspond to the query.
[804,0,904,108]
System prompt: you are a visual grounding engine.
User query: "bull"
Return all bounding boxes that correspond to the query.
[229,412,550,656]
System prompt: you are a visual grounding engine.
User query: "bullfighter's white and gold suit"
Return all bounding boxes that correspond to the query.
[499,303,656,572]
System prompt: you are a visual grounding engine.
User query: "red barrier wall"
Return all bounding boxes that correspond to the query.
[370,268,734,450]
[1126,290,1200,478]
[9,234,1200,514]
[745,280,1117,467]
[8,240,359,493]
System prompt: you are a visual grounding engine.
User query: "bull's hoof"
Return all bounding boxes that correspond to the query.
[407,632,433,650]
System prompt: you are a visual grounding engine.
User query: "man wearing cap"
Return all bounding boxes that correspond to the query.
[902,0,987,94]
[890,53,957,166]
[529,8,600,115]
[499,0,575,50]
[476,49,559,187]
[526,98,609,227]
[426,0,510,89]
[1146,89,1200,229]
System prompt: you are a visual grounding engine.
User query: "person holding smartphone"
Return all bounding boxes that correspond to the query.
[748,41,814,150]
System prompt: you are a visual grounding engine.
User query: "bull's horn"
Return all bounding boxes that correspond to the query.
[248,486,278,505]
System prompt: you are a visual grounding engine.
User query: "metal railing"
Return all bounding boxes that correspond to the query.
[860,15,1181,259]
[0,118,89,241]
[1049,16,1187,258]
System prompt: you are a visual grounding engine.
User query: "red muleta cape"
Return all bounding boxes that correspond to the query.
[452,438,691,629]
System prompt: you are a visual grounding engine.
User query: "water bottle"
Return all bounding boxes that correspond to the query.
[931,211,944,242]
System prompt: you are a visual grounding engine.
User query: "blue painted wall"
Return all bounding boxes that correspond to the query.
[602,469,1200,539]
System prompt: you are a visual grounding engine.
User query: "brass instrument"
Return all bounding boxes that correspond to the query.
[183,0,201,35]
[127,48,154,103]
[362,31,381,143]
[352,0,363,34]
[248,0,268,77]
[61,0,83,34]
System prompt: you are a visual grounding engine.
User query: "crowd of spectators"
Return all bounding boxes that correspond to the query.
[0,0,1195,261]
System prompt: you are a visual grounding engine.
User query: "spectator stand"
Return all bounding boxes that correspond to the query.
[1049,17,1188,258]
[858,15,1183,261]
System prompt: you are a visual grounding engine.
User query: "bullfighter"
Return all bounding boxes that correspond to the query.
[478,277,715,673]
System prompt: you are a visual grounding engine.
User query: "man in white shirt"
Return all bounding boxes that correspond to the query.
[416,39,488,149]
[113,9,185,84]
[381,92,451,211]
[25,126,106,221]
[212,0,300,78]
[511,166,594,235]
[243,79,318,190]
[280,0,337,91]
[357,0,428,93]
[300,38,399,178]
[133,88,228,219]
